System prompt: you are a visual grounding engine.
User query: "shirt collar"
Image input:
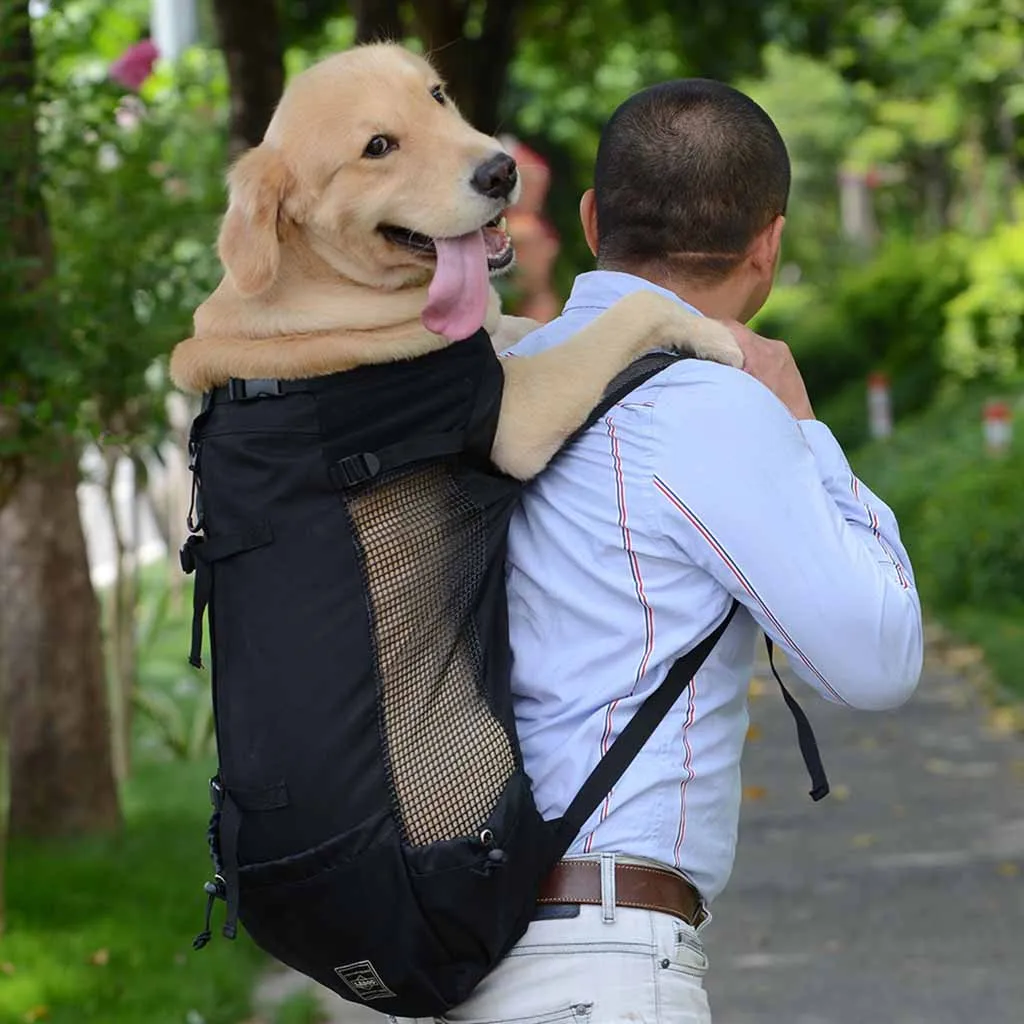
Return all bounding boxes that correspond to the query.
[562,270,705,318]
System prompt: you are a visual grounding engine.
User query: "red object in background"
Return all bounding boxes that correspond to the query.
[983,399,1013,454]
[502,137,561,323]
[109,39,159,91]
[867,371,892,439]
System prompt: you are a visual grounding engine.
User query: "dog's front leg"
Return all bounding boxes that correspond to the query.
[491,290,742,480]
[490,314,541,353]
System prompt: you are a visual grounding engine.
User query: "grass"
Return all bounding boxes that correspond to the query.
[1,759,266,1024]
[271,991,328,1024]
[1,562,268,1024]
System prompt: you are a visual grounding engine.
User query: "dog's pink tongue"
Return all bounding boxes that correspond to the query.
[422,229,489,340]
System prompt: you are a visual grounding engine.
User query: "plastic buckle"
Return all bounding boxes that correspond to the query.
[179,535,201,574]
[332,452,381,488]
[227,378,283,401]
[209,776,225,810]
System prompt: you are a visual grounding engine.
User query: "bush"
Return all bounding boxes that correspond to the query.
[944,198,1024,381]
[914,442,1024,611]
[851,385,1024,614]
[756,234,969,447]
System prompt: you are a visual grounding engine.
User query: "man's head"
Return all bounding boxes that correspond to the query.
[580,79,790,322]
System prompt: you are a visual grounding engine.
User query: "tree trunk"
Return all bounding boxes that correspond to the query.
[100,446,139,783]
[0,452,122,839]
[210,0,286,158]
[410,0,523,132]
[0,0,121,843]
[351,0,405,43]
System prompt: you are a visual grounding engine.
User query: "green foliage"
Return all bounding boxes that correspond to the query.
[739,44,872,273]
[851,383,1024,610]
[1,558,260,1022]
[915,439,1024,609]
[755,234,969,447]
[849,384,1024,694]
[32,2,228,447]
[99,561,215,764]
[944,195,1024,380]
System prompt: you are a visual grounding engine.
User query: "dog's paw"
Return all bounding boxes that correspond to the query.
[620,290,744,369]
[672,316,744,369]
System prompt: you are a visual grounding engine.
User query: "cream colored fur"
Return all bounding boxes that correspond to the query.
[169,42,743,481]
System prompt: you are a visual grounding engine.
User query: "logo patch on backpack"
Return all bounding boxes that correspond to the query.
[333,960,396,1001]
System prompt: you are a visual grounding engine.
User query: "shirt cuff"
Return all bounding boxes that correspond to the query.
[798,419,854,486]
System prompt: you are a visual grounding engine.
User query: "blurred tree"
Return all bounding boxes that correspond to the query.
[210,0,284,155]
[351,0,403,43]
[0,0,120,846]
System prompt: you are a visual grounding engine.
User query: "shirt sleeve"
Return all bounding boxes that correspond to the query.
[650,364,923,711]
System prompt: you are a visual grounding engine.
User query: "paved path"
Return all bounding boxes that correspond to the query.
[703,637,1024,1024]
[254,635,1024,1024]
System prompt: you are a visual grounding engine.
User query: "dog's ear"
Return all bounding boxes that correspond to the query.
[217,145,292,297]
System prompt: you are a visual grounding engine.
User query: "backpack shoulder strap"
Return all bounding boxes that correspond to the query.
[553,599,739,856]
[559,350,684,455]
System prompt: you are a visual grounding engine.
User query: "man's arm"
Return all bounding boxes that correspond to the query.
[651,362,923,711]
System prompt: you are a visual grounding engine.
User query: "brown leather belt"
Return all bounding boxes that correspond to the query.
[537,859,705,927]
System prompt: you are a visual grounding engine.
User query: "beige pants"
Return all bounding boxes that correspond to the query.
[392,896,712,1024]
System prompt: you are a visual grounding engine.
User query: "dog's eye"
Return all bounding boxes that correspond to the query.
[430,85,446,106]
[363,135,395,159]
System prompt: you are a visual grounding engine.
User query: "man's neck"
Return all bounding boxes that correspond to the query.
[600,263,750,322]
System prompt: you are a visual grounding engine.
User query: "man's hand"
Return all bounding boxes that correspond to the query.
[725,320,816,421]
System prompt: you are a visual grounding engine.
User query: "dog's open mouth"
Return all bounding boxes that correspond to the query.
[379,215,515,272]
[379,215,515,342]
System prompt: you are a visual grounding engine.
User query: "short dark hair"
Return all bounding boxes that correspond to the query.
[593,79,790,282]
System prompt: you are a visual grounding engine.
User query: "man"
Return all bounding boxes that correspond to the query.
[448,80,924,1022]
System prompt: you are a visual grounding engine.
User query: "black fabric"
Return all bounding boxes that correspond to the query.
[183,333,826,1017]
[765,638,831,801]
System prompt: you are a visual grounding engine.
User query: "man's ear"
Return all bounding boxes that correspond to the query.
[579,188,599,258]
[750,214,785,274]
[217,145,293,297]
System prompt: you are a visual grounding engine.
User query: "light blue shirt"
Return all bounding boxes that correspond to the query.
[504,270,923,902]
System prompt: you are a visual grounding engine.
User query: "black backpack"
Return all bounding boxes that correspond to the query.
[180,330,827,1017]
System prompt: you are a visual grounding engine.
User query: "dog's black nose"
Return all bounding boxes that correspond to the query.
[472,153,518,199]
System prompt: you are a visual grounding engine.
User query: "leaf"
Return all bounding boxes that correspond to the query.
[851,833,877,849]
[943,645,986,670]
[997,862,1020,878]
[742,785,768,802]
[745,723,763,742]
[987,706,1024,737]
[748,677,768,699]
[89,948,110,966]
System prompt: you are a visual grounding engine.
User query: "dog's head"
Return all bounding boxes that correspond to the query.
[216,44,519,340]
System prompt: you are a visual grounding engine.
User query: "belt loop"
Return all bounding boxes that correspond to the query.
[600,852,616,924]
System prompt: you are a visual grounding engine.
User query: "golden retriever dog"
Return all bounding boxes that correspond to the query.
[169,43,742,480]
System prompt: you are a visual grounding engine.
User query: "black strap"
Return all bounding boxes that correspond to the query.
[210,377,310,403]
[180,523,274,669]
[765,638,831,801]
[229,781,290,812]
[561,350,683,454]
[327,431,466,489]
[218,794,242,940]
[554,599,739,855]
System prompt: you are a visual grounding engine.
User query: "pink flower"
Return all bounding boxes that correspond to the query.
[109,39,159,91]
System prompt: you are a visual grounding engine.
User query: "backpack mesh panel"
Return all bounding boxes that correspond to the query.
[346,464,516,846]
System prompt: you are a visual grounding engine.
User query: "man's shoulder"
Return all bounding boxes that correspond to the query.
[633,353,774,408]
[633,355,807,458]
